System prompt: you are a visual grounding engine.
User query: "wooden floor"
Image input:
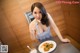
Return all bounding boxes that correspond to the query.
[65,35,80,51]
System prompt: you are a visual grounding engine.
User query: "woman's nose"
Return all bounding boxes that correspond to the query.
[36,14,40,17]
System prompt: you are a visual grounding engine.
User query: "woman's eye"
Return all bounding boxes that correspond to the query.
[39,11,41,13]
[34,12,37,14]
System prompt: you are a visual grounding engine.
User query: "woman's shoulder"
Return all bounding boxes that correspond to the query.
[47,12,54,22]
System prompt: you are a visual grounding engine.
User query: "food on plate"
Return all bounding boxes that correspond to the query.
[49,44,53,48]
[41,43,53,51]
[44,47,49,51]
[38,40,57,53]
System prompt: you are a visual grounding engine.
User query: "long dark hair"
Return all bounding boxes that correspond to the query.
[31,2,49,27]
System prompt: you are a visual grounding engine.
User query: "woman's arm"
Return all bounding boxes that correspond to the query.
[29,24,36,40]
[47,13,70,42]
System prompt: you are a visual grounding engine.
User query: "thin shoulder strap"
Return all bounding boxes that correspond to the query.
[35,22,40,34]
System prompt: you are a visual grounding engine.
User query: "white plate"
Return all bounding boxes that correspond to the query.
[38,40,57,53]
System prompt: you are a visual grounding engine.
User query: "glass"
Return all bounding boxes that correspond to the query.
[27,45,37,53]
[30,48,37,53]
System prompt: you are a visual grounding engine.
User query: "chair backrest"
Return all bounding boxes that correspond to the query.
[25,11,34,24]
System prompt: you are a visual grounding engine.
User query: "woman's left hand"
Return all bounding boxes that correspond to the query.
[61,38,70,43]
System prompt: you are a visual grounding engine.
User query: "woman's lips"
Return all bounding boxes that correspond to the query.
[37,17,41,20]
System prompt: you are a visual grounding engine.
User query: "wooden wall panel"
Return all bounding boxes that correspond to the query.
[61,3,80,43]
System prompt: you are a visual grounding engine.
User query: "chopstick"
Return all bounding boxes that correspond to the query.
[27,45,32,50]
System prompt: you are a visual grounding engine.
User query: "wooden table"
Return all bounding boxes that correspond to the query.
[29,36,80,53]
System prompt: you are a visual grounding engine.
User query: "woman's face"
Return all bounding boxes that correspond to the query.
[32,7,42,21]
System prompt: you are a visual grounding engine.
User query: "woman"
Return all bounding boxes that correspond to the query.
[29,2,70,42]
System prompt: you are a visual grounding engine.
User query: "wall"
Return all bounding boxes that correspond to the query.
[61,0,80,43]
[0,0,67,53]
